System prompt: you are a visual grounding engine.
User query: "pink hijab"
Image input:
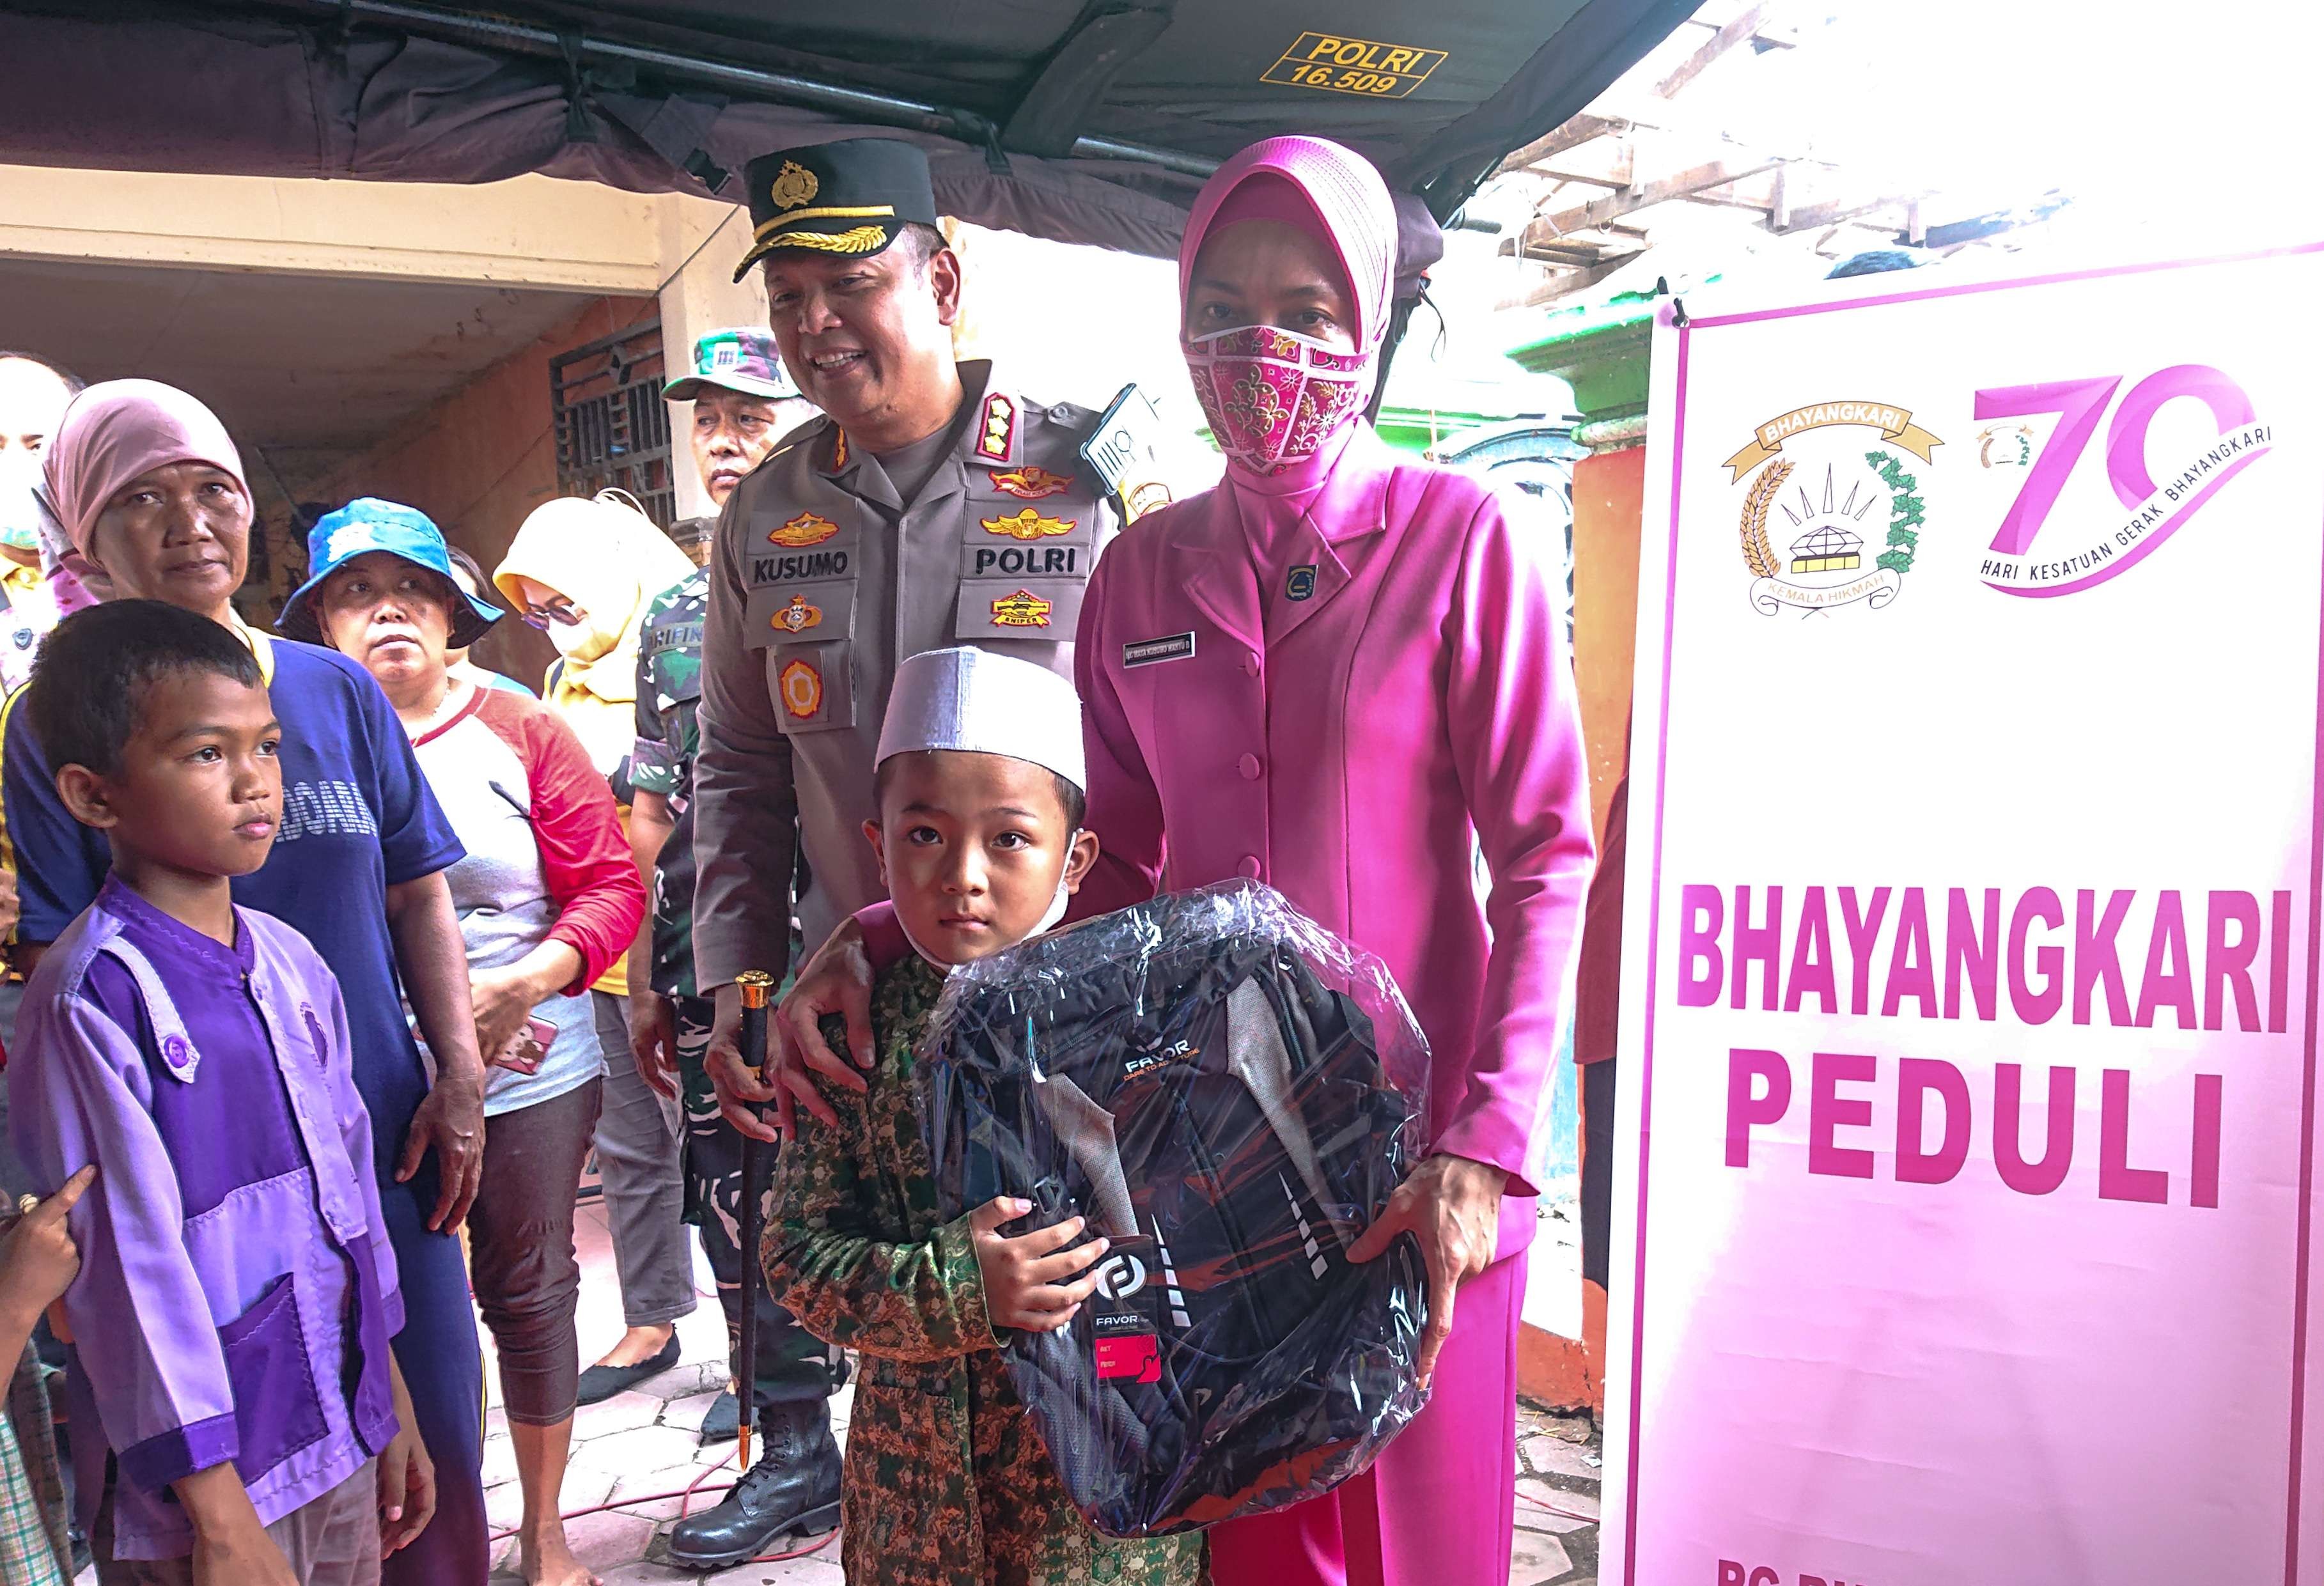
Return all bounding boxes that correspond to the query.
[1179,136,1398,357]
[43,379,247,561]
[1178,137,1400,573]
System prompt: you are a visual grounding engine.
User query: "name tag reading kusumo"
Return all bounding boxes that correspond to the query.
[1122,632,1196,668]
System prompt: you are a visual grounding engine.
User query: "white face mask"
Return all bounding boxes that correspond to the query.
[899,831,1082,974]
[545,616,595,658]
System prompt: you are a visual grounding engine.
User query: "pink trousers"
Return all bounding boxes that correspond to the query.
[1209,1250,1526,1586]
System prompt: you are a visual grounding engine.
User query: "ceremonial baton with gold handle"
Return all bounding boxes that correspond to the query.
[733,969,776,1472]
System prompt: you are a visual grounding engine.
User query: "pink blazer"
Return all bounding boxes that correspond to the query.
[1074,428,1594,1255]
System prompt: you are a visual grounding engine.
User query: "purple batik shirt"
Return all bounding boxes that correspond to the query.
[6,878,403,1560]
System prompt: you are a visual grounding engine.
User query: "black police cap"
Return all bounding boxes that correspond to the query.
[733,138,942,281]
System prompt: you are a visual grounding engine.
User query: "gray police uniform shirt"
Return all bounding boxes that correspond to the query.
[692,361,1118,989]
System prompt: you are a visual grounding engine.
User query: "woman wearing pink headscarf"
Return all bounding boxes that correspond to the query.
[1069,135,1594,1586]
[778,137,1594,1583]
[3,380,495,1583]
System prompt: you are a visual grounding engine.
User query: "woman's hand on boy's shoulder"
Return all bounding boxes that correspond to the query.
[969,1197,1109,1333]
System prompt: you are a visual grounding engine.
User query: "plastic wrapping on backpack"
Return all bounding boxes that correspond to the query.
[921,880,1431,1537]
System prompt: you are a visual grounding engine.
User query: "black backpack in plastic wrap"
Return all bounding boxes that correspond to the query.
[921,880,1431,1537]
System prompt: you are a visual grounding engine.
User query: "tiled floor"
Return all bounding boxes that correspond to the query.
[478,1192,848,1584]
[522,1201,1609,1583]
[1512,1403,1602,1586]
[65,1190,1598,1583]
[495,1201,1607,1583]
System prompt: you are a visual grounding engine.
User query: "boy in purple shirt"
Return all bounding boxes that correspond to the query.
[7,602,433,1585]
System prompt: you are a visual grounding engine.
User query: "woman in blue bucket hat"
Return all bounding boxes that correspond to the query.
[285,499,646,1586]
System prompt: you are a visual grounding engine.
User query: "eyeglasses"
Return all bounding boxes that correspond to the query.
[520,597,583,632]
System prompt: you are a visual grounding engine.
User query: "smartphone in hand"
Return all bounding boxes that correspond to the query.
[494,1016,557,1075]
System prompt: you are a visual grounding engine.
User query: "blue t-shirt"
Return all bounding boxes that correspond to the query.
[1,637,465,1180]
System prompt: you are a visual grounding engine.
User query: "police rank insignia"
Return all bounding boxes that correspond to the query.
[989,589,1054,628]
[973,393,1017,462]
[988,465,1073,500]
[773,595,822,634]
[779,658,823,719]
[980,508,1075,541]
[769,513,840,548]
[1286,565,1318,601]
[830,429,849,470]
[770,161,820,210]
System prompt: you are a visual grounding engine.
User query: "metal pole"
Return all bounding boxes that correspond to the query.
[732,968,776,1473]
[297,0,1217,178]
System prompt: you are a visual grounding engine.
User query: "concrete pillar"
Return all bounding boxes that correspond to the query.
[653,194,804,523]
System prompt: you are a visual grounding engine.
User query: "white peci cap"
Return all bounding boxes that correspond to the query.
[876,646,1086,792]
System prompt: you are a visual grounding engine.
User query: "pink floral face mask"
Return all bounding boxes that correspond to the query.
[1183,325,1371,476]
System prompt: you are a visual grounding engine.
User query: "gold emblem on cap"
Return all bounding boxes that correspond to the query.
[981,508,1075,541]
[770,225,888,255]
[770,162,820,211]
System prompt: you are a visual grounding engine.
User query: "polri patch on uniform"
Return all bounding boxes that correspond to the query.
[768,513,839,547]
[988,465,1073,500]
[772,595,823,635]
[1286,565,1318,602]
[981,508,1075,541]
[989,589,1054,628]
[1122,632,1196,668]
[779,658,824,720]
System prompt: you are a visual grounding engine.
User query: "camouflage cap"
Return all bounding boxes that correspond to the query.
[663,327,800,403]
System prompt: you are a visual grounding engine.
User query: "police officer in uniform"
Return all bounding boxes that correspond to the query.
[686,136,1119,1563]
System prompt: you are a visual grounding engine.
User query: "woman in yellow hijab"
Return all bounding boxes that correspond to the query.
[494,490,693,781]
[495,488,699,1380]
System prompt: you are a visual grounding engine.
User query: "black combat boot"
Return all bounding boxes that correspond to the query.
[666,1398,842,1569]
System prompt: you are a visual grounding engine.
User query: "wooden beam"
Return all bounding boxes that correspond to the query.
[1656,3,1770,98]
[1502,256,1636,309]
[1515,238,1615,267]
[1532,157,1787,238]
[1775,192,1925,234]
[1497,114,1630,175]
[1529,142,1635,190]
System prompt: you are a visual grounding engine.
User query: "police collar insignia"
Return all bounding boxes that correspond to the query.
[974,392,1017,463]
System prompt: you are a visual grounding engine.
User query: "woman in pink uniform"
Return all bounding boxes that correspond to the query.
[766,134,1593,1585]
[1067,136,1594,1585]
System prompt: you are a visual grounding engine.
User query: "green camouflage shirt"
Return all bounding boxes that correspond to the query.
[634,568,707,997]
[763,958,1202,1586]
